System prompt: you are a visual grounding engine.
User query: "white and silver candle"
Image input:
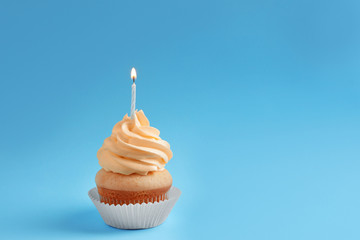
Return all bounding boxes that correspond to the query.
[130,67,137,119]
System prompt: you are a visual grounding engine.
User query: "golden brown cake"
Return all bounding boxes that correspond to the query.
[95,169,172,205]
[95,110,173,205]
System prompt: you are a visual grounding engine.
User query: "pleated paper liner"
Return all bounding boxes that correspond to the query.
[88,186,181,229]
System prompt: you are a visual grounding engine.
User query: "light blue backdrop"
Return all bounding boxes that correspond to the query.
[0,0,359,239]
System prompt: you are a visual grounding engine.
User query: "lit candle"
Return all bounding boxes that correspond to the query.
[130,67,137,119]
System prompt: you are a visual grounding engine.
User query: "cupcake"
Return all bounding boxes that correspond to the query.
[95,110,173,205]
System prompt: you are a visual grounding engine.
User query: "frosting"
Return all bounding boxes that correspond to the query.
[97,110,173,175]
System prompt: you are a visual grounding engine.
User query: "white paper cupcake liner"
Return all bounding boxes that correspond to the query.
[88,186,181,229]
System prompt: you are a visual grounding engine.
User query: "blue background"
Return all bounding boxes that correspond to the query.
[1,0,359,239]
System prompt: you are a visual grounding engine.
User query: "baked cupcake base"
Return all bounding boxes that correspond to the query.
[95,168,173,206]
[97,186,170,205]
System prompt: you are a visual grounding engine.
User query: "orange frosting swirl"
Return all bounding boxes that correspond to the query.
[97,110,173,175]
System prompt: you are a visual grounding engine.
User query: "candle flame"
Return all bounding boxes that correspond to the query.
[131,67,137,81]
